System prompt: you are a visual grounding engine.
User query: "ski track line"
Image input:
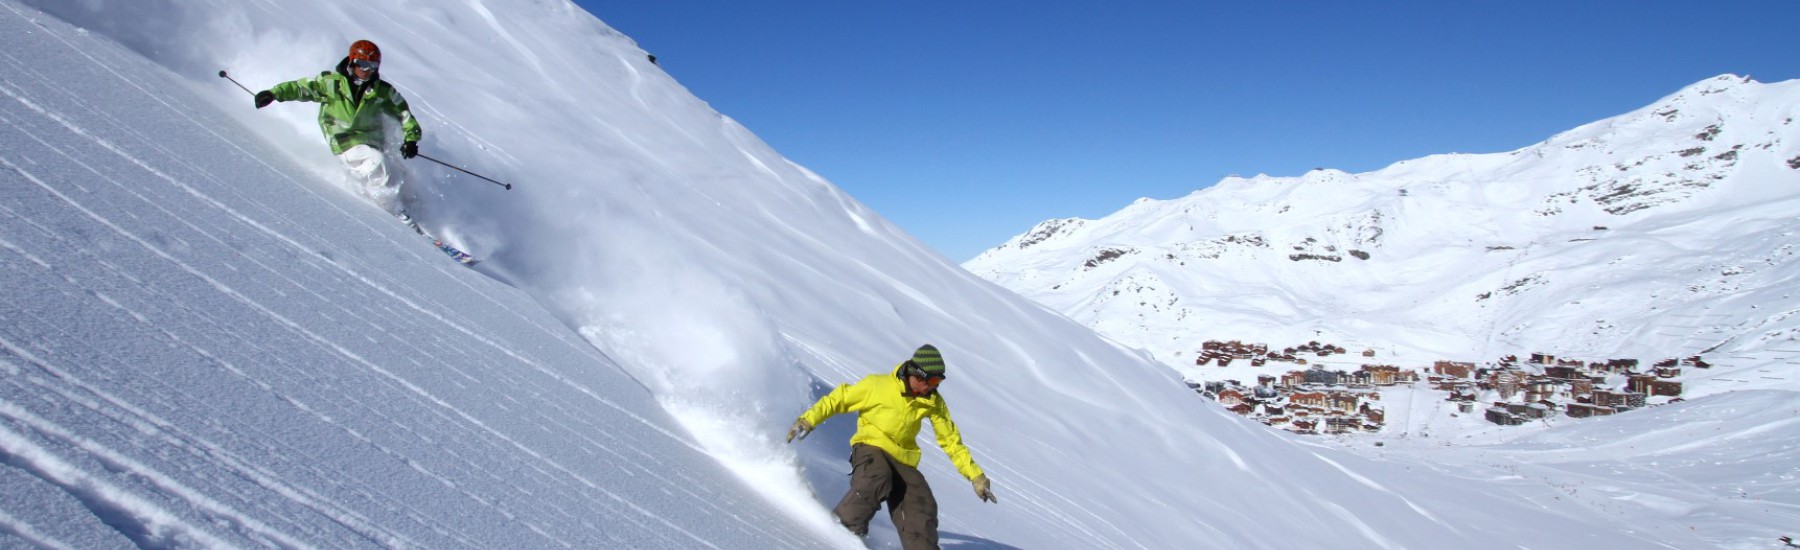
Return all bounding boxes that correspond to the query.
[0,44,509,368]
[0,319,426,548]
[0,95,501,398]
[0,230,708,544]
[0,270,454,547]
[0,102,511,416]
[1312,496,1403,550]
[0,395,273,550]
[972,460,1137,550]
[1,155,721,549]
[1445,456,1693,549]
[621,53,650,110]
[0,220,664,548]
[2,192,423,443]
[1308,452,1450,529]
[462,0,546,75]
[0,503,79,550]
[0,233,49,269]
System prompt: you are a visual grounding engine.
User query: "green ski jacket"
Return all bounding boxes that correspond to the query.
[269,57,422,155]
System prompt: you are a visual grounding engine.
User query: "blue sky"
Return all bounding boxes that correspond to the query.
[583,2,1799,262]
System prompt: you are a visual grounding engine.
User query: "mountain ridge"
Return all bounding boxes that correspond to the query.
[968,74,1800,385]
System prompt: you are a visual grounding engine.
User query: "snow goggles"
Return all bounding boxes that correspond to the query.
[351,59,379,72]
[903,362,945,387]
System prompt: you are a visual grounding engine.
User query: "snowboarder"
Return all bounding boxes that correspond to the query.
[255,39,423,226]
[786,344,996,549]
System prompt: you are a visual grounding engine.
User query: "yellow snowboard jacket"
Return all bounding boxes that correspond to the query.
[800,363,985,480]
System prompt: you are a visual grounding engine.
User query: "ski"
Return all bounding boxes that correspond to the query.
[430,237,479,266]
[403,216,480,266]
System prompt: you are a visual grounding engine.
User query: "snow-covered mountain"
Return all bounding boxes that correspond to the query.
[968,75,1800,396]
[2,0,1793,548]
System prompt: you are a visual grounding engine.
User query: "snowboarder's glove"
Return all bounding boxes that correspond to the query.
[400,141,419,159]
[973,474,996,503]
[785,419,812,443]
[254,90,275,109]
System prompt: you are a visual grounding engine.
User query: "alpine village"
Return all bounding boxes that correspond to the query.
[1188,339,1697,435]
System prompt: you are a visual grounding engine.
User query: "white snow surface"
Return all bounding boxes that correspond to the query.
[0,1,1790,549]
[967,74,1800,382]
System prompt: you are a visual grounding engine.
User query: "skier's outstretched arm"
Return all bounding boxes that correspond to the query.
[267,75,329,104]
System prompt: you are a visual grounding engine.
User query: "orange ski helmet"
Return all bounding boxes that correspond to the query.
[348,40,381,64]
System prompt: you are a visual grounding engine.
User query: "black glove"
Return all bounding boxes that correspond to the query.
[400,141,418,159]
[254,90,274,109]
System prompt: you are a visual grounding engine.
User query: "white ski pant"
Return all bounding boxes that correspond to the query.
[339,144,403,216]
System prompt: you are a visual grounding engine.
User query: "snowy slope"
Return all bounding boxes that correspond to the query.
[967,75,1800,390]
[0,0,1782,548]
[0,4,827,548]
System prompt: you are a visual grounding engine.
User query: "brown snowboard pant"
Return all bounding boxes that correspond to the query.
[833,443,940,549]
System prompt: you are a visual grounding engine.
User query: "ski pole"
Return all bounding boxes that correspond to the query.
[418,152,513,190]
[218,70,254,95]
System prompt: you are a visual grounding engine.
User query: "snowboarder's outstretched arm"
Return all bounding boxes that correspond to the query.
[798,382,861,428]
[928,407,982,480]
[787,380,871,443]
[928,397,996,503]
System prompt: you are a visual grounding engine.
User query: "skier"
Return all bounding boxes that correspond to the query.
[255,39,423,227]
[786,344,996,549]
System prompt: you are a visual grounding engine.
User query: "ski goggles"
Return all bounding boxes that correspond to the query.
[903,362,946,387]
[351,59,379,72]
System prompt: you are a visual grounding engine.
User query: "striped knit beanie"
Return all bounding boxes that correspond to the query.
[910,344,946,378]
